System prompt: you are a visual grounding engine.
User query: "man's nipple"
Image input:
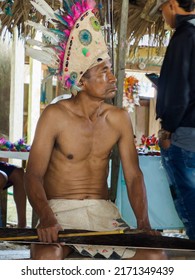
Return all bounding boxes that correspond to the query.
[67,154,74,160]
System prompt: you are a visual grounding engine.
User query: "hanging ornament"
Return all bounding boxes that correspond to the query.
[123,75,140,113]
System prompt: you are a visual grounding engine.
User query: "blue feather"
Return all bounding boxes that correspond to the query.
[50,28,66,38]
[72,0,81,4]
[48,67,58,75]
[54,45,65,51]
[63,0,73,15]
[54,13,70,27]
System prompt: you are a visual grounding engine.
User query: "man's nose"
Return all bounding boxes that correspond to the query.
[108,71,117,82]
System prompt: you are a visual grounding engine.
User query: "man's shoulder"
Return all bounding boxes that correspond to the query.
[103,103,130,123]
[42,101,70,115]
[105,104,128,116]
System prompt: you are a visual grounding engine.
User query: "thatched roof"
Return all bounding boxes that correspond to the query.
[113,0,168,48]
[0,0,61,36]
[0,1,169,43]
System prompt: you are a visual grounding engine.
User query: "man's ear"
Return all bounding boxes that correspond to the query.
[78,78,84,86]
[78,78,86,90]
[169,0,178,10]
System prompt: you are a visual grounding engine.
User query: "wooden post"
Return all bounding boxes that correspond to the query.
[45,76,53,104]
[110,0,129,201]
[27,35,42,227]
[149,93,160,136]
[0,34,11,137]
[27,57,41,144]
[9,28,24,146]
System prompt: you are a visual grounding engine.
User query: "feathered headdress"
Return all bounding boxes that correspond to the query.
[26,0,110,95]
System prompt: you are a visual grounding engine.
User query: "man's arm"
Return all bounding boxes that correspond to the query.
[25,105,62,242]
[117,110,151,230]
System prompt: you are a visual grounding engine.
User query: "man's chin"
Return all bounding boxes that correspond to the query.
[106,90,117,99]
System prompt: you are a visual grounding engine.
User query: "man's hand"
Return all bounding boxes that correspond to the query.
[37,222,63,243]
[158,129,171,149]
[159,138,171,149]
[37,209,62,243]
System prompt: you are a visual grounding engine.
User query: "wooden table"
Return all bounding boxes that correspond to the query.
[0,151,29,160]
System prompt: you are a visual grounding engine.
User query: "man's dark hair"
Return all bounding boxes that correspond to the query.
[82,58,103,80]
[82,69,91,79]
[177,0,195,12]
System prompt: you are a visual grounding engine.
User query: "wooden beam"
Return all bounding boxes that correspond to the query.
[27,57,41,145]
[1,228,195,251]
[9,28,24,143]
[114,0,129,108]
[9,27,25,166]
[110,0,129,201]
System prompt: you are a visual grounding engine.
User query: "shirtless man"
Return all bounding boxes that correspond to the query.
[25,59,167,260]
[25,0,166,260]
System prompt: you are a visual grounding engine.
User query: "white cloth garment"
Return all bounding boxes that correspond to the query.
[49,199,136,259]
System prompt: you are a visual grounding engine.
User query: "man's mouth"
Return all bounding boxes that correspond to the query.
[108,86,117,92]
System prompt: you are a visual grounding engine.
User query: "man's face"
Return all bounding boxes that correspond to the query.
[81,59,117,100]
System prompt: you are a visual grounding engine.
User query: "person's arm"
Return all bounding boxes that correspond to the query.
[25,105,62,242]
[0,170,8,189]
[117,110,151,230]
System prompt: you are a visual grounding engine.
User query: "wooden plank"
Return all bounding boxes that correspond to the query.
[62,233,195,251]
[0,151,29,160]
[110,0,129,202]
[114,0,129,108]
[27,31,42,144]
[9,27,24,145]
[1,228,195,251]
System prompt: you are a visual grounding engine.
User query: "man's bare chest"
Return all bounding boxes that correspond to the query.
[55,119,119,160]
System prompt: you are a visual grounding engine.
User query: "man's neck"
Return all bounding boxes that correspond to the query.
[72,93,105,121]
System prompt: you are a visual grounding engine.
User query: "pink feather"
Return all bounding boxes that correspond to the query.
[65,76,72,88]
[58,51,65,60]
[63,29,70,37]
[81,0,86,10]
[64,15,75,28]
[85,0,96,9]
[71,3,83,21]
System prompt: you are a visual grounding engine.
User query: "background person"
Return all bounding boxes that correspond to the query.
[153,0,195,239]
[0,161,26,228]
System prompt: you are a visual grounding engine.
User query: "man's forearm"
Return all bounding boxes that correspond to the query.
[24,175,57,225]
[127,177,151,229]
